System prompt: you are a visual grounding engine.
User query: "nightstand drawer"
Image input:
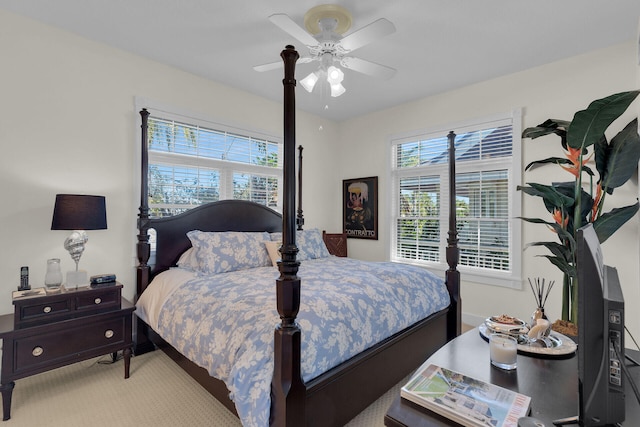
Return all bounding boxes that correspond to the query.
[12,313,130,374]
[76,287,120,312]
[18,299,72,323]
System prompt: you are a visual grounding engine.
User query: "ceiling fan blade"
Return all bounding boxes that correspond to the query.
[269,13,318,47]
[298,57,316,64]
[339,18,395,52]
[253,61,282,72]
[253,56,315,72]
[340,56,396,79]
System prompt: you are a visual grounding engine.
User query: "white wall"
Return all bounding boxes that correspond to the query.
[335,41,640,341]
[0,9,338,313]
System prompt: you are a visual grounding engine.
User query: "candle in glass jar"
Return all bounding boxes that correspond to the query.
[490,333,517,370]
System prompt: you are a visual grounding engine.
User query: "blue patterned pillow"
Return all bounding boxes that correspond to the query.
[186,230,272,274]
[269,228,330,261]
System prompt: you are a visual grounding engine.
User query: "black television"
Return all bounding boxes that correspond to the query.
[576,223,625,426]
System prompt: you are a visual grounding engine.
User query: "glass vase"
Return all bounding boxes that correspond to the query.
[44,258,63,290]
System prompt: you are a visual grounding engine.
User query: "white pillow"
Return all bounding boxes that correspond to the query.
[264,240,281,267]
[176,247,199,270]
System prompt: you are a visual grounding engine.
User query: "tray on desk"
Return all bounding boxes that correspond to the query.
[479,323,576,358]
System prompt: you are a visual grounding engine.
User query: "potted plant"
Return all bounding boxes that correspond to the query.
[519,91,640,327]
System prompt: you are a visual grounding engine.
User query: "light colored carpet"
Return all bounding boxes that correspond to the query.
[3,350,402,427]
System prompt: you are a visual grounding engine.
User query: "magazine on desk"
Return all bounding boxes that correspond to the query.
[401,363,531,427]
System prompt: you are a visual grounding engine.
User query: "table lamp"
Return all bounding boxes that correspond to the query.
[51,194,107,289]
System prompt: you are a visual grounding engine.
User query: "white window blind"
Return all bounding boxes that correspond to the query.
[390,111,522,288]
[146,115,282,218]
[456,170,510,271]
[396,175,441,262]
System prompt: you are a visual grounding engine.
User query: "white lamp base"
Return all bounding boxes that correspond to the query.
[65,270,89,290]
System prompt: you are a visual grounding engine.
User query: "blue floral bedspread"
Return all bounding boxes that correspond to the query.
[154,257,450,427]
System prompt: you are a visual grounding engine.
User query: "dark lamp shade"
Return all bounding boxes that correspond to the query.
[51,194,107,230]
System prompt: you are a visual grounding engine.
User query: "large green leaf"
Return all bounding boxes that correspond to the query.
[518,217,554,225]
[594,134,609,184]
[524,157,571,171]
[567,91,639,150]
[518,217,565,235]
[593,202,640,243]
[549,183,593,229]
[523,119,570,139]
[599,119,640,192]
[518,183,575,211]
[541,255,576,278]
[525,241,573,261]
[518,217,575,248]
[524,157,594,177]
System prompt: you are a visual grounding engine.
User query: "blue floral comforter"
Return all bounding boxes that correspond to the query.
[149,257,450,427]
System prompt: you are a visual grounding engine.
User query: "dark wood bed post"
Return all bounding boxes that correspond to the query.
[271,45,305,427]
[134,108,155,355]
[445,131,462,340]
[296,145,304,231]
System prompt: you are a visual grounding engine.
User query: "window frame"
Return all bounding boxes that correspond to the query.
[388,109,522,289]
[134,98,283,218]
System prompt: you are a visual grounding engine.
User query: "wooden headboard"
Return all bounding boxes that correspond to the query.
[148,200,282,278]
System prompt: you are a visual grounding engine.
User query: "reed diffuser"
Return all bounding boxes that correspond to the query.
[528,277,554,329]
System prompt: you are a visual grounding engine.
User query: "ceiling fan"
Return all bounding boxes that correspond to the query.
[253,4,397,97]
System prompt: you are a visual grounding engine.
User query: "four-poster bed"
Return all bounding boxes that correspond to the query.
[134,45,461,427]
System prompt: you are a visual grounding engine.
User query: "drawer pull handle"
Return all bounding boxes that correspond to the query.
[43,306,52,313]
[105,330,114,339]
[32,346,44,357]
[94,298,102,304]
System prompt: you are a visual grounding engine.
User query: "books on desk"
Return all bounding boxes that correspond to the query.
[401,363,531,427]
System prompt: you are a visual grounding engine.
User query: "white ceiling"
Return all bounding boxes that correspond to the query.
[3,1,640,122]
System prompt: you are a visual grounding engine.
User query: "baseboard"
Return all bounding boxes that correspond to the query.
[462,312,485,328]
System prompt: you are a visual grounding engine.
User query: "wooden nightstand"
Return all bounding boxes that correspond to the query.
[0,283,134,421]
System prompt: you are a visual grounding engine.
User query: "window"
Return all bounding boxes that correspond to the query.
[390,111,522,288]
[139,103,283,218]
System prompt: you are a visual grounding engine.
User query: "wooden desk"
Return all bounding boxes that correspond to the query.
[385,328,640,426]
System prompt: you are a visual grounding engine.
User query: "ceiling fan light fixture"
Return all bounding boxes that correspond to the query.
[330,82,346,97]
[257,6,397,105]
[326,65,344,85]
[300,72,319,92]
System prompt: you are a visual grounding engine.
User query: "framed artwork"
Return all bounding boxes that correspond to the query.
[343,176,378,240]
